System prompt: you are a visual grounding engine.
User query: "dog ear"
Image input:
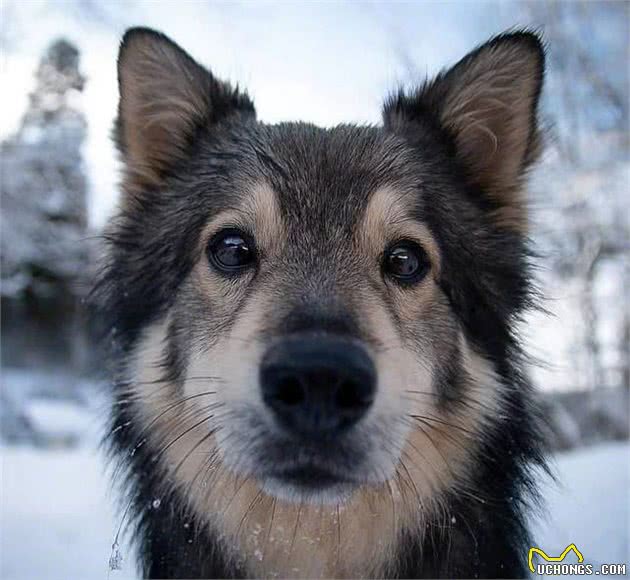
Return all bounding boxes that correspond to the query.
[115,27,255,192]
[383,32,545,231]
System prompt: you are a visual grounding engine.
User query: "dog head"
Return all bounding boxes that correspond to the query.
[101,28,544,509]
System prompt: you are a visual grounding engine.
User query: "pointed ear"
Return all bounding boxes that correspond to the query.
[115,27,255,192]
[384,32,545,231]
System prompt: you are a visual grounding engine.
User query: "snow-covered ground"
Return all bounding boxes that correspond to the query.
[1,402,627,579]
[532,442,629,572]
[1,444,137,580]
[1,397,138,580]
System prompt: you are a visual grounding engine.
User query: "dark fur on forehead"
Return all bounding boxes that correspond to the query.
[250,124,411,226]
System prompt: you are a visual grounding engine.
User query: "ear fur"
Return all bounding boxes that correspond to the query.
[115,27,255,193]
[384,31,545,231]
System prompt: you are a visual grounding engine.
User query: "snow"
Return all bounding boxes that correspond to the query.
[1,369,103,444]
[24,398,93,443]
[532,441,629,568]
[2,418,627,580]
[1,444,137,580]
[1,394,137,580]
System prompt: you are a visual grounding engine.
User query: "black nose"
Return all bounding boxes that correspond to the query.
[260,336,377,437]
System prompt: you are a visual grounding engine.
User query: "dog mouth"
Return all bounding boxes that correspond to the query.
[261,462,360,502]
[248,437,369,501]
[267,464,355,488]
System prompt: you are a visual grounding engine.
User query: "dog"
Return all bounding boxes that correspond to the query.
[92,26,548,578]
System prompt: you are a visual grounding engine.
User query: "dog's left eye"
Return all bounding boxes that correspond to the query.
[207,229,256,274]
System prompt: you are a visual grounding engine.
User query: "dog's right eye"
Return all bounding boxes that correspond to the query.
[207,228,256,274]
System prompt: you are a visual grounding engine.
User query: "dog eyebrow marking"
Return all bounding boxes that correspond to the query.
[359,186,441,276]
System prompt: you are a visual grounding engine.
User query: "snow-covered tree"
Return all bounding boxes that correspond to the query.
[1,39,87,295]
[1,39,89,371]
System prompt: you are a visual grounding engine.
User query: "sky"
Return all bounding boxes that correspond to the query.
[1,0,527,226]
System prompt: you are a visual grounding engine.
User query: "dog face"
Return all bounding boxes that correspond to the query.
[102,28,543,520]
[166,142,454,504]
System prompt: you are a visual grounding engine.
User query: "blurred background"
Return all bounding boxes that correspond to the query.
[1,1,628,579]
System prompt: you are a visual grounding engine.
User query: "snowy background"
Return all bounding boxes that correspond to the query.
[1,1,628,578]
